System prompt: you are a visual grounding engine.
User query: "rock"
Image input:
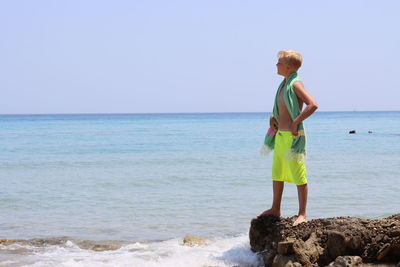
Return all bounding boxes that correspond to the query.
[91,244,120,251]
[328,256,363,267]
[346,235,362,251]
[293,232,323,267]
[0,239,15,245]
[28,237,69,246]
[0,238,123,252]
[376,243,391,261]
[389,229,400,237]
[182,234,207,246]
[392,245,400,260]
[277,239,295,255]
[249,215,282,252]
[349,130,356,134]
[261,249,276,266]
[272,254,297,267]
[249,214,400,267]
[327,231,347,259]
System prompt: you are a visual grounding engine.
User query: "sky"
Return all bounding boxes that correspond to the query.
[1,0,399,114]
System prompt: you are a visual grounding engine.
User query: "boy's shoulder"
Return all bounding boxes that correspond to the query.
[289,74,302,86]
[293,80,304,86]
[292,80,304,90]
[292,81,306,96]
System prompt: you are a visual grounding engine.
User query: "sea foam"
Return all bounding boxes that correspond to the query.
[0,234,262,267]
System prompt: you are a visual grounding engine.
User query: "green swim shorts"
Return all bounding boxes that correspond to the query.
[272,130,307,185]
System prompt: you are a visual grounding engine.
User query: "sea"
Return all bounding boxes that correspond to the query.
[0,111,399,267]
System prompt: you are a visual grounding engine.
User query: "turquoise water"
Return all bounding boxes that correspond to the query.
[0,112,399,266]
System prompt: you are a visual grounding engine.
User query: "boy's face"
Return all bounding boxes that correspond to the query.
[276,58,292,76]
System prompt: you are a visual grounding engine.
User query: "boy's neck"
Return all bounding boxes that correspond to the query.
[284,71,297,80]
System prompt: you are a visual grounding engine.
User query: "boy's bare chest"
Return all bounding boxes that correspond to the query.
[279,87,303,113]
[279,89,288,112]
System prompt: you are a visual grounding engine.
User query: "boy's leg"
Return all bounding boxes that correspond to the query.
[258,181,284,217]
[293,183,308,226]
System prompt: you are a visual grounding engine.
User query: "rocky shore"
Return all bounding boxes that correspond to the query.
[0,237,124,251]
[249,214,400,267]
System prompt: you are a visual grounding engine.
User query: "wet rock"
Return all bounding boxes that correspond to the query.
[327,231,347,259]
[293,232,323,266]
[389,230,400,237]
[182,234,208,246]
[249,214,400,267]
[376,243,391,261]
[0,237,123,252]
[249,215,282,252]
[272,254,297,267]
[1,237,83,248]
[0,239,16,245]
[91,244,120,251]
[277,239,295,255]
[346,235,362,251]
[261,249,276,266]
[328,256,363,267]
[28,237,69,246]
[349,130,356,134]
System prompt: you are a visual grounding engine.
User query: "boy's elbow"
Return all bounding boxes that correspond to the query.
[312,102,318,111]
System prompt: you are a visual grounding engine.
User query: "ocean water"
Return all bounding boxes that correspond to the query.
[0,111,399,267]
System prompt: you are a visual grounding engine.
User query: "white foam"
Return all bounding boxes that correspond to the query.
[0,235,263,267]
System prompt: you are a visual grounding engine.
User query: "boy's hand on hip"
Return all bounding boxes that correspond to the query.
[270,116,278,130]
[290,122,298,136]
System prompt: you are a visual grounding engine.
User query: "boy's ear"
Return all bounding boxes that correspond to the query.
[286,64,294,71]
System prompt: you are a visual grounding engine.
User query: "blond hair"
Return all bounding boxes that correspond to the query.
[278,50,302,70]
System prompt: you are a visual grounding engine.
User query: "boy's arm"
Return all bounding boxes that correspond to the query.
[291,81,318,135]
[270,115,278,130]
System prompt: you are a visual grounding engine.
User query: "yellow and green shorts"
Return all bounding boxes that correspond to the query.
[272,131,307,185]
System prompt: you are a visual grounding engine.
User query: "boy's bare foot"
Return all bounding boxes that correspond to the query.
[257,209,280,218]
[292,215,307,226]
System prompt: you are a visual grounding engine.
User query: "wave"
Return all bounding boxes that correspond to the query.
[0,234,262,267]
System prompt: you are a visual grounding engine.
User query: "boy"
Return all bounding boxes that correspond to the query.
[259,50,318,226]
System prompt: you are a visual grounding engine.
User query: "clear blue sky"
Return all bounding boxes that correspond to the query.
[1,0,399,114]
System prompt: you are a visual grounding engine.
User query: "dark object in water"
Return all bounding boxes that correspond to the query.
[368,131,372,134]
[349,130,356,134]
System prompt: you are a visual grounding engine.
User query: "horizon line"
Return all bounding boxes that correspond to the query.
[0,110,399,116]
